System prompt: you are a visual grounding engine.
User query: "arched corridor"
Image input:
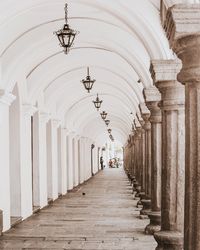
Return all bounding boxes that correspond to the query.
[1,0,200,249]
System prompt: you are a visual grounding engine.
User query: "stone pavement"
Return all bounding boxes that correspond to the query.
[0,168,156,249]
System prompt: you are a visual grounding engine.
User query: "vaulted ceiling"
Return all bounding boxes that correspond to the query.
[1,0,188,145]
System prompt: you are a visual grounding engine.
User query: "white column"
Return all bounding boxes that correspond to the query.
[20,104,37,219]
[73,135,80,187]
[0,90,15,231]
[66,132,74,190]
[93,145,99,174]
[84,138,92,181]
[83,137,88,181]
[79,137,85,184]
[32,111,49,208]
[46,119,60,200]
[58,127,67,195]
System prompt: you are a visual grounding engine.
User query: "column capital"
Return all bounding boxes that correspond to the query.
[150,59,185,110]
[136,112,145,128]
[131,134,135,146]
[40,111,50,123]
[68,131,76,138]
[22,104,37,117]
[139,103,151,130]
[164,4,200,84]
[135,127,142,140]
[164,4,200,49]
[143,86,161,102]
[51,119,61,128]
[127,134,132,147]
[0,89,15,106]
[143,87,162,123]
[150,59,181,84]
[133,118,141,130]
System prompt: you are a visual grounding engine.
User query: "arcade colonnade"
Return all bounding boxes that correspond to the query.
[0,97,101,232]
[1,0,200,250]
[124,4,200,250]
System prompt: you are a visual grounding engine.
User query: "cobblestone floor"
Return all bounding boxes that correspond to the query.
[0,168,156,249]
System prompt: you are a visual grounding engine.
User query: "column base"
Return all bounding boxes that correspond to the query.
[136,192,145,207]
[132,180,139,192]
[133,182,140,200]
[140,199,151,215]
[154,231,183,250]
[145,211,161,235]
[135,186,142,198]
[135,185,141,199]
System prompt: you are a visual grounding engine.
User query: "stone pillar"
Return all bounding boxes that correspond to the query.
[132,134,136,180]
[0,90,15,231]
[132,126,142,195]
[139,104,151,216]
[143,86,162,235]
[165,5,200,249]
[128,136,133,181]
[137,118,146,197]
[150,59,185,249]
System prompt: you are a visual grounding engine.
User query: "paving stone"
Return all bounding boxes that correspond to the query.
[0,168,156,249]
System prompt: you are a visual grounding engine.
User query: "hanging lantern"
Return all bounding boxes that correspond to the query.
[93,94,103,111]
[109,134,114,141]
[81,67,96,93]
[100,111,107,120]
[55,3,77,54]
[108,129,112,134]
[105,119,110,126]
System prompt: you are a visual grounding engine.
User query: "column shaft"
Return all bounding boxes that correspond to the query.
[144,87,162,234]
[151,60,185,250]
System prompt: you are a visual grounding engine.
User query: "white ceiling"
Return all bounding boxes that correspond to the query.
[0,0,182,145]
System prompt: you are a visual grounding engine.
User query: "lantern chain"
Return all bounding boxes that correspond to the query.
[64,3,68,24]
